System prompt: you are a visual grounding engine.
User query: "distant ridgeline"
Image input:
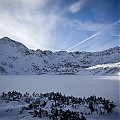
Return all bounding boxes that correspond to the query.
[0,91,117,120]
[0,37,120,75]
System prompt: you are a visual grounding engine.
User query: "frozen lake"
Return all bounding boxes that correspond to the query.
[0,75,119,102]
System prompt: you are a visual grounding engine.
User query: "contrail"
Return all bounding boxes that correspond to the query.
[67,21,120,51]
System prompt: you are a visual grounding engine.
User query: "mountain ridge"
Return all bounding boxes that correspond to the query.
[0,37,119,75]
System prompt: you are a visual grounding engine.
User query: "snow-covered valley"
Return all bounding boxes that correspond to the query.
[0,75,119,120]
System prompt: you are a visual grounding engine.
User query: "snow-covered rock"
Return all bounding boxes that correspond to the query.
[0,37,119,75]
[0,91,119,120]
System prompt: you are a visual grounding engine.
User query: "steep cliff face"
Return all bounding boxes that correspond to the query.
[0,37,119,75]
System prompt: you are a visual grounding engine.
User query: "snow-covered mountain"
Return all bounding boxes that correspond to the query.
[0,37,119,75]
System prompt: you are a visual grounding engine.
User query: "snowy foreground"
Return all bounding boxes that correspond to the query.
[0,75,119,120]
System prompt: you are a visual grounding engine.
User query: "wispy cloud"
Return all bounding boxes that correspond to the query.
[54,16,107,32]
[0,0,117,52]
[19,0,48,8]
[113,34,120,37]
[0,0,106,50]
[0,0,59,50]
[69,0,87,13]
[66,19,106,32]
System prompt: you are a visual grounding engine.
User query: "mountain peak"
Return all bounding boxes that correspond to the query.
[0,37,28,50]
[0,37,119,75]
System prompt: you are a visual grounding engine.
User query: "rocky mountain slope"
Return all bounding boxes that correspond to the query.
[0,37,119,75]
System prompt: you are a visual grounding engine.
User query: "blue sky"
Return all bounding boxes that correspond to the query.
[0,0,119,52]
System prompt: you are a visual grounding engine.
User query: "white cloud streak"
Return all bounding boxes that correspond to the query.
[54,16,106,31]
[113,34,120,37]
[69,0,86,13]
[67,21,120,51]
